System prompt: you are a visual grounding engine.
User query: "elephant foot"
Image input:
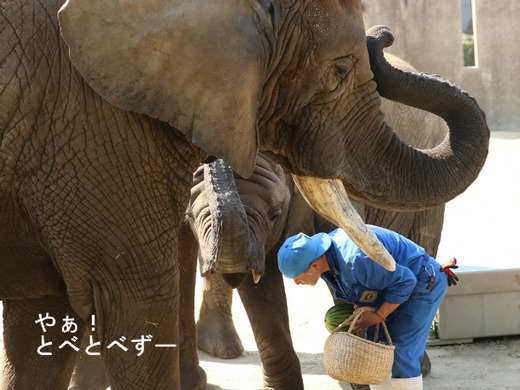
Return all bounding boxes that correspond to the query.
[263,379,304,390]
[349,384,369,390]
[421,350,431,377]
[180,363,207,390]
[197,319,244,359]
[262,368,304,390]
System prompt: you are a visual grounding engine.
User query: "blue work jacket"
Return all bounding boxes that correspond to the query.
[321,226,429,307]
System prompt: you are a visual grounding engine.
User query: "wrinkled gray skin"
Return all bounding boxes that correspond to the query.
[1,0,488,389]
[193,55,446,388]
[190,159,322,389]
[68,65,444,386]
[189,156,295,360]
[67,156,292,389]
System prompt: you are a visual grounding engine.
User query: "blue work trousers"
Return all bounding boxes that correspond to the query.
[366,257,447,378]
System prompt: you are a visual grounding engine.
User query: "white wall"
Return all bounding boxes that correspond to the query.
[363,0,520,131]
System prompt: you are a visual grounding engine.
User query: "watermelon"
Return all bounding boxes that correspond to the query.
[324,303,355,333]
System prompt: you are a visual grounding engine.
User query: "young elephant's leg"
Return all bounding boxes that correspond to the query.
[237,252,303,390]
[196,272,244,359]
[1,294,86,390]
[178,221,207,390]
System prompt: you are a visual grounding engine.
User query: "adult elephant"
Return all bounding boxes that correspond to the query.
[0,1,488,389]
[67,155,293,389]
[192,54,448,388]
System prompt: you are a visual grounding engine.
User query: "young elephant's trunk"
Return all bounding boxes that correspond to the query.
[189,160,264,282]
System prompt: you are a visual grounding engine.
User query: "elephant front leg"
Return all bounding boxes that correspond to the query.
[178,221,207,390]
[196,272,244,359]
[237,253,303,390]
[88,277,180,390]
[1,294,86,390]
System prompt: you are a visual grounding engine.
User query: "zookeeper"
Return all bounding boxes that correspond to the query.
[277,225,459,390]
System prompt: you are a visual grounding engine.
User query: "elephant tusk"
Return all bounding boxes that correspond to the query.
[203,271,214,289]
[292,176,396,272]
[252,269,262,284]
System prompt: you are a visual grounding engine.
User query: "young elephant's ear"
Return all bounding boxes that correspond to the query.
[58,0,274,178]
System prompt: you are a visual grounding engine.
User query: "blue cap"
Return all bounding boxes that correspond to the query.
[278,232,332,278]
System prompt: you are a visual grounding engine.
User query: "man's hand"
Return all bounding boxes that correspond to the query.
[349,302,400,332]
[351,311,384,332]
[440,257,459,286]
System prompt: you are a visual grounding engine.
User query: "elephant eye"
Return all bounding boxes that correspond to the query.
[334,56,354,80]
[268,207,283,222]
[322,56,354,92]
[335,64,349,79]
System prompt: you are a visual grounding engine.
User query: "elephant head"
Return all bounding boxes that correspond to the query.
[58,0,489,272]
[187,155,293,283]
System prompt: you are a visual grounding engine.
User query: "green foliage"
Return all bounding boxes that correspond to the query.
[463,35,475,67]
[431,316,439,339]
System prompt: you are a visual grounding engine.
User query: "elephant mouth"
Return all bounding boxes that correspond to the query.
[208,269,263,289]
[220,272,247,288]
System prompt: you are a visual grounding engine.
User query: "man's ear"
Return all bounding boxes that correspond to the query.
[315,254,327,272]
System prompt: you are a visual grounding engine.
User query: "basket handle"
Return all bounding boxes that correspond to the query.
[332,306,393,345]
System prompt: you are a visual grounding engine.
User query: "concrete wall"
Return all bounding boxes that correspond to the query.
[362,0,520,131]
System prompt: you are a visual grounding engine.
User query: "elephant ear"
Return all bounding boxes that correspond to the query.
[58,0,273,177]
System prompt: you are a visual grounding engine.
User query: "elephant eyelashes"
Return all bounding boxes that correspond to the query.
[334,56,354,80]
[322,56,354,92]
[335,66,349,79]
[268,207,283,222]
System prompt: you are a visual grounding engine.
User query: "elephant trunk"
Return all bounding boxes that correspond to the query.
[194,160,264,280]
[341,25,489,211]
[287,27,489,271]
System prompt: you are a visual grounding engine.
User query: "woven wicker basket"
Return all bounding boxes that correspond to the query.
[323,306,395,385]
